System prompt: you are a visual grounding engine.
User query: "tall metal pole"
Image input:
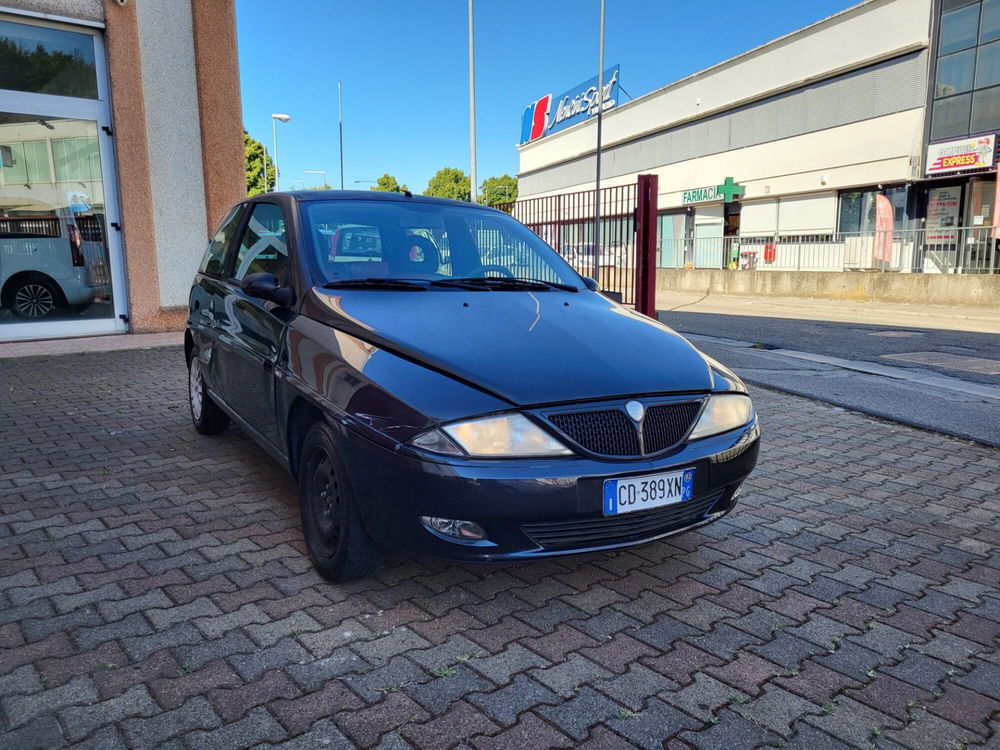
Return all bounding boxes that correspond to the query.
[261,145,268,192]
[592,0,606,281]
[272,117,279,191]
[468,0,478,203]
[338,81,345,190]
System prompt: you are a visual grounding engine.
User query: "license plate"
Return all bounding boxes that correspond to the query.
[603,468,694,516]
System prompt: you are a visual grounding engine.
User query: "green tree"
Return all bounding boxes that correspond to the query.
[423,167,470,202]
[371,173,409,193]
[480,174,518,206]
[244,130,275,196]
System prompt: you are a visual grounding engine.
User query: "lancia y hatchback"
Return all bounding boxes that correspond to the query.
[186,191,759,581]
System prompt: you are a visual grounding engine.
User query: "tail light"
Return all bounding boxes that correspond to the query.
[68,224,84,267]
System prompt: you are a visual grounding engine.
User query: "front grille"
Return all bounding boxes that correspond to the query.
[549,410,639,456]
[522,491,724,550]
[643,402,701,453]
[547,401,702,457]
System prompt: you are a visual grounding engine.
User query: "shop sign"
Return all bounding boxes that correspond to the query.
[682,177,745,205]
[519,66,620,145]
[926,135,996,174]
[926,186,961,245]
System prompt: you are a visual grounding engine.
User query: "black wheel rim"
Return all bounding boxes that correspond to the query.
[307,448,342,559]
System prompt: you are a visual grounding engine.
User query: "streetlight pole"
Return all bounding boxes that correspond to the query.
[468,0,477,203]
[338,81,345,190]
[305,170,327,188]
[271,113,291,190]
[592,0,605,282]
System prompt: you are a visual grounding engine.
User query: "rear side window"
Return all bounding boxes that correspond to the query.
[199,204,246,277]
[232,202,290,283]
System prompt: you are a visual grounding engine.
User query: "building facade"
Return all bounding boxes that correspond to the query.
[516,0,1000,276]
[0,0,244,342]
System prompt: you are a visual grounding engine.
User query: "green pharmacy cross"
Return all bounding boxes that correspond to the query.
[716,176,745,203]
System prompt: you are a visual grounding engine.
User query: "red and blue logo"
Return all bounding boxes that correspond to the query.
[518,66,620,146]
[519,94,552,145]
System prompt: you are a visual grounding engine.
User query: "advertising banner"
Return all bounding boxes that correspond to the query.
[926,135,995,174]
[926,186,961,245]
[873,194,894,263]
[519,66,620,145]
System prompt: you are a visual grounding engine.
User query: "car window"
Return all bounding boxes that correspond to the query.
[302,200,579,287]
[232,202,290,284]
[199,203,246,277]
[462,214,565,283]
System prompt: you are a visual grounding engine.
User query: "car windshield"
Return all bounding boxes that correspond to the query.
[302,199,583,289]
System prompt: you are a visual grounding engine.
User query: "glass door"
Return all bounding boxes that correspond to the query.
[0,15,126,341]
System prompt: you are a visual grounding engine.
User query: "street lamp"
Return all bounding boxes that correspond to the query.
[305,170,327,188]
[354,179,377,184]
[271,113,291,190]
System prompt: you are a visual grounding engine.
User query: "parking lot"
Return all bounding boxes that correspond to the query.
[2,345,998,749]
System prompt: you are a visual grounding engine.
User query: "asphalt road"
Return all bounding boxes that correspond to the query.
[657,307,1000,447]
[659,310,1000,387]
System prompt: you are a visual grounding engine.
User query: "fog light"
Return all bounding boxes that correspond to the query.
[421,516,486,540]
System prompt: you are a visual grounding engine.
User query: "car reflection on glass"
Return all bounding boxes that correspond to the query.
[186,191,759,581]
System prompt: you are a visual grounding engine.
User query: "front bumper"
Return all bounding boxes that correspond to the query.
[339,416,760,561]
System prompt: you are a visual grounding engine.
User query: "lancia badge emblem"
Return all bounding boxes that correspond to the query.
[625,400,644,422]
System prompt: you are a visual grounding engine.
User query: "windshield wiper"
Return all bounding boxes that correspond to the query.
[432,277,578,292]
[322,278,427,291]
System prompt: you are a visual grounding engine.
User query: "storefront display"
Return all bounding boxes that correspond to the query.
[0,17,126,341]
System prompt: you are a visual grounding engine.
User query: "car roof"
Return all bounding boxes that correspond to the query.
[270,189,503,213]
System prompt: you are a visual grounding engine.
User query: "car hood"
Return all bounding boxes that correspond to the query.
[305,288,714,406]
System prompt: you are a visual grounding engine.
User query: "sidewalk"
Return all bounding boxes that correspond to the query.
[655,291,1000,334]
[0,331,183,359]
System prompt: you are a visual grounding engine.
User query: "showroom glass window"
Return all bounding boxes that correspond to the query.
[933,0,1000,138]
[0,18,120,336]
[837,185,910,234]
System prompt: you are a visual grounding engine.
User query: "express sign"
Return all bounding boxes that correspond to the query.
[519,66,620,145]
[926,135,996,174]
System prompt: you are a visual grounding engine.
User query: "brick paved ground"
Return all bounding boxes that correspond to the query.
[1,346,998,749]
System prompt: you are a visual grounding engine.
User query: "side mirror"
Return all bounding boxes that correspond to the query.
[581,276,600,292]
[242,272,294,308]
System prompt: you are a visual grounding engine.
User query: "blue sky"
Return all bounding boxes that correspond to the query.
[236,0,857,193]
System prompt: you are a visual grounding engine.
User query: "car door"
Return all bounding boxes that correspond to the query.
[189,202,248,395]
[213,200,293,447]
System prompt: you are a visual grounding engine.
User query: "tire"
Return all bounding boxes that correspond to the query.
[9,276,61,319]
[187,349,230,435]
[298,421,380,582]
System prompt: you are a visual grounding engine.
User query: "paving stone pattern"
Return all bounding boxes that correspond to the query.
[1,347,999,749]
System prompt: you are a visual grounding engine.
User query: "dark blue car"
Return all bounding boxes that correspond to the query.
[186,191,759,581]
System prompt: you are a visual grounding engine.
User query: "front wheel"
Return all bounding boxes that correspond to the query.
[188,350,230,434]
[299,422,380,582]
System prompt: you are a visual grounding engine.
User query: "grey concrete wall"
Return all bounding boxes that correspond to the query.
[656,269,1000,308]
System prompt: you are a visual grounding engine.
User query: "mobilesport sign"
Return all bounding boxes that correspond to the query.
[519,66,620,145]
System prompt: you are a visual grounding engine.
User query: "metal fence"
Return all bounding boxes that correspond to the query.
[658,227,1000,274]
[497,183,638,304]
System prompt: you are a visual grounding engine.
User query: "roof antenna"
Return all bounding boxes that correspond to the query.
[403,189,413,197]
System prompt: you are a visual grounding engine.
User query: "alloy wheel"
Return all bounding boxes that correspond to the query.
[189,358,204,420]
[14,283,54,318]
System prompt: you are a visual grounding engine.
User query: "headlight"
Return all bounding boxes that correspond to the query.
[688,394,754,440]
[410,413,572,458]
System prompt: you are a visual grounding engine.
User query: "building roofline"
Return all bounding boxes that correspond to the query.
[517,0,898,156]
